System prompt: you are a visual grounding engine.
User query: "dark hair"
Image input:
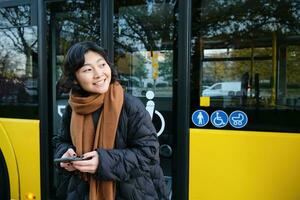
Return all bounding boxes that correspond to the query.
[58,41,118,95]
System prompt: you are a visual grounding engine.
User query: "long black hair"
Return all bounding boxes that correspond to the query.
[58,41,118,95]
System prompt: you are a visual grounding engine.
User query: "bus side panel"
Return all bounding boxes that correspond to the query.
[0,118,40,200]
[0,119,19,199]
[0,120,20,199]
[189,129,300,200]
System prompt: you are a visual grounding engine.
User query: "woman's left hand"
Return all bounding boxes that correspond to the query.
[72,151,99,174]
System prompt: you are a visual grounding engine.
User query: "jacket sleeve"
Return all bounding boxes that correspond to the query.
[95,96,160,181]
[52,105,75,161]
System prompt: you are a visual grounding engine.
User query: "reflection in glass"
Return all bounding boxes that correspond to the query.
[0,25,38,119]
[114,2,175,98]
[285,46,300,103]
[0,5,31,28]
[193,0,300,109]
[0,26,38,107]
[116,50,173,97]
[46,1,101,98]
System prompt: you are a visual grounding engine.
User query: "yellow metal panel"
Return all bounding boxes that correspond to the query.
[0,121,19,199]
[0,118,40,200]
[189,128,300,200]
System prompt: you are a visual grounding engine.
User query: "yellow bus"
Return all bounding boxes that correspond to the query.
[0,1,299,200]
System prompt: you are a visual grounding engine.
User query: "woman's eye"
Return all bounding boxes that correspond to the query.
[83,68,92,72]
[99,63,106,68]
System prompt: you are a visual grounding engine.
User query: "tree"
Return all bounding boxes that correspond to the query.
[131,52,147,80]
[0,5,37,77]
[192,0,300,89]
[158,50,173,79]
[114,1,176,52]
[48,0,101,52]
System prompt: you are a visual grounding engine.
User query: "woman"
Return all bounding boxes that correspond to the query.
[53,41,168,200]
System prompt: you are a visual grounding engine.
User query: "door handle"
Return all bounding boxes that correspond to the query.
[159,144,172,158]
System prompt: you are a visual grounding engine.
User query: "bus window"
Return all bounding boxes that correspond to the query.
[191,1,300,132]
[0,5,38,119]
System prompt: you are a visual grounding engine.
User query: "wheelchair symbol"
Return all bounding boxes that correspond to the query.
[213,112,225,126]
[145,91,165,137]
[211,110,228,128]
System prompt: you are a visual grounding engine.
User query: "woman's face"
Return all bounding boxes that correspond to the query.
[75,51,111,94]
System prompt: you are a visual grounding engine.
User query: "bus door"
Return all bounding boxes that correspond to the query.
[113,2,178,198]
[190,1,300,200]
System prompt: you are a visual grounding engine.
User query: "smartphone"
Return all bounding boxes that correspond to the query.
[54,156,91,163]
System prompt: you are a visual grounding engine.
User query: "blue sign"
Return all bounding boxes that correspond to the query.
[229,110,248,128]
[192,110,209,127]
[210,110,228,128]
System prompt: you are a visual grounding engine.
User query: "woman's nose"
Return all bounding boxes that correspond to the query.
[93,68,102,78]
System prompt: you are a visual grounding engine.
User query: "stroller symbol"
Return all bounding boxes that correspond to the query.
[231,113,244,126]
[229,111,248,128]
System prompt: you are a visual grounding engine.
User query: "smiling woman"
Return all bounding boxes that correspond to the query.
[52,41,168,200]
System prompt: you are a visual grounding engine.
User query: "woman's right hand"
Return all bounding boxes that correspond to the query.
[60,148,77,172]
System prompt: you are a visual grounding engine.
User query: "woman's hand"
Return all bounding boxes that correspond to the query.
[72,151,99,174]
[60,148,77,172]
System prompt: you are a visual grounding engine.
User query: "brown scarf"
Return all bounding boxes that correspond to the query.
[68,82,124,200]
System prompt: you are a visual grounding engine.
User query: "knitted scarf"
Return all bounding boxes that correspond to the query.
[68,82,124,200]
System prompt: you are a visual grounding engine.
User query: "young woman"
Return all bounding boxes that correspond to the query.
[53,41,168,200]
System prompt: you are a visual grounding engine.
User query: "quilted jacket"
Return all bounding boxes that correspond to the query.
[53,93,168,200]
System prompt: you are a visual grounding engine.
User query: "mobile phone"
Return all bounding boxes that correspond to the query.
[54,156,91,163]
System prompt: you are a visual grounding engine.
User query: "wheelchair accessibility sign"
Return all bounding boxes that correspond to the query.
[210,110,228,128]
[192,110,209,127]
[229,110,248,128]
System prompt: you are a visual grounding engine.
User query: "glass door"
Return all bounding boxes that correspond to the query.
[114,1,178,199]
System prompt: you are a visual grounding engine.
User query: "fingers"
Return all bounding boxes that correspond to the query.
[60,148,77,171]
[72,151,99,173]
[65,148,77,157]
[82,151,97,158]
[58,149,99,173]
[61,162,76,171]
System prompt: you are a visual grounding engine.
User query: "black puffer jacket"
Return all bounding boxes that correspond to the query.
[53,93,168,200]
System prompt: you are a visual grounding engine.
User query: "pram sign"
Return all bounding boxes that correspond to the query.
[229,110,248,128]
